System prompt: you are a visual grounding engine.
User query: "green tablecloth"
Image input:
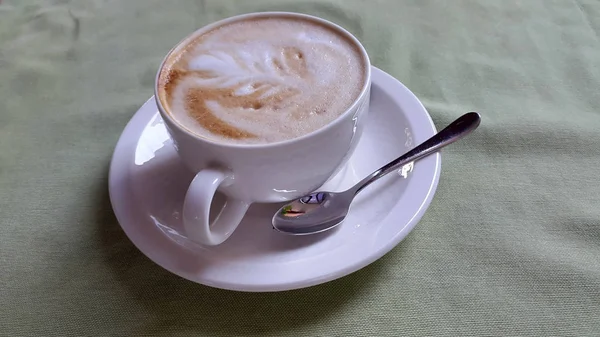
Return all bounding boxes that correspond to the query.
[1,0,599,336]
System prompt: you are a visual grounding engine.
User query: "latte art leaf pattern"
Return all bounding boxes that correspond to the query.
[167,44,318,140]
[188,45,308,104]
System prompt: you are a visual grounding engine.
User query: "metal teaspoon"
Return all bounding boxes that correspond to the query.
[271,112,481,235]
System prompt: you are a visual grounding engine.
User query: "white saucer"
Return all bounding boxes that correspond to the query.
[109,67,441,292]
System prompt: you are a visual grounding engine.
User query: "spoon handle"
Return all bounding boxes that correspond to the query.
[351,112,481,195]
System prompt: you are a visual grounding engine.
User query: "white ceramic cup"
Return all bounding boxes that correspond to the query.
[154,12,371,245]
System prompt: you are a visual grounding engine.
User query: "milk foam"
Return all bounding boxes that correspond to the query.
[159,17,365,144]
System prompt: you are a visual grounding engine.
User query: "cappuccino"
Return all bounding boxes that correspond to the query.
[158,15,367,144]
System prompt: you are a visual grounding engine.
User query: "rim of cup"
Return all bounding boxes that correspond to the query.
[154,11,372,150]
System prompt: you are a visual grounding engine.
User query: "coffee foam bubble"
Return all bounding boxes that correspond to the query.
[159,17,366,144]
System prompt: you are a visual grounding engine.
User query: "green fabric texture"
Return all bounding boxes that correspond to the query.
[1,0,599,336]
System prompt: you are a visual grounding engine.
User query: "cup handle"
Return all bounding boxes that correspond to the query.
[182,168,250,246]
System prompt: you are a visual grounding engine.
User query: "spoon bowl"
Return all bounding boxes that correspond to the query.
[272,112,481,235]
[273,192,353,235]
